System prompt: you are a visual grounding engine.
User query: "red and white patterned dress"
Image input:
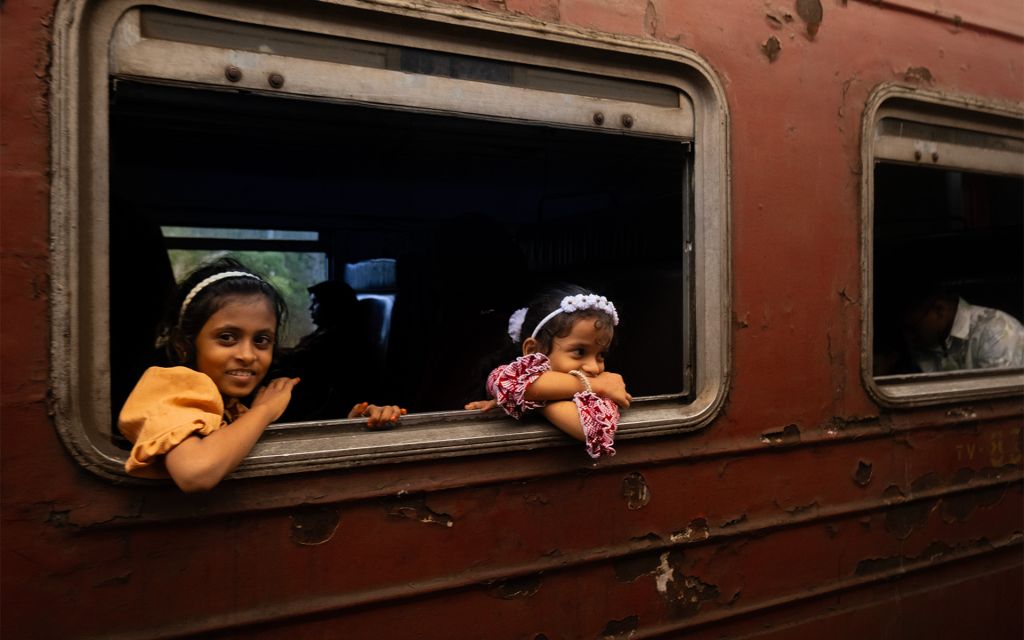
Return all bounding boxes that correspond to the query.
[486,353,619,459]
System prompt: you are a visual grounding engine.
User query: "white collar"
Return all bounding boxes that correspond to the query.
[947,297,972,344]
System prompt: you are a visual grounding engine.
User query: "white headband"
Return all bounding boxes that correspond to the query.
[178,271,263,323]
[507,293,620,342]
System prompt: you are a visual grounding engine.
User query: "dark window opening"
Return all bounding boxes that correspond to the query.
[108,80,692,434]
[872,163,1024,376]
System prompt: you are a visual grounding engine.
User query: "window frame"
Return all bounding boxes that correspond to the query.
[861,84,1024,408]
[50,0,731,480]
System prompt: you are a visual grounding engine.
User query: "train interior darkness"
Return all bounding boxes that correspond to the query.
[108,80,690,432]
[872,162,1024,375]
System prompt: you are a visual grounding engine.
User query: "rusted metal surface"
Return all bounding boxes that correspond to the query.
[3,0,1023,638]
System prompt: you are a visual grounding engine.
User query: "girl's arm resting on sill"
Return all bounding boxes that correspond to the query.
[523,371,587,402]
[526,371,631,408]
[541,401,585,442]
[165,377,298,493]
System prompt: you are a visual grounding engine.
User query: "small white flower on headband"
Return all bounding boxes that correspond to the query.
[507,307,528,342]
[530,293,619,340]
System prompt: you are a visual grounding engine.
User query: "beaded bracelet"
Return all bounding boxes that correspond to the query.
[568,369,592,394]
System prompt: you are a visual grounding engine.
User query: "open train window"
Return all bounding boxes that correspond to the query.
[865,88,1024,406]
[50,1,729,478]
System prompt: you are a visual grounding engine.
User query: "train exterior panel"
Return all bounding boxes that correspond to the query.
[2,0,1022,638]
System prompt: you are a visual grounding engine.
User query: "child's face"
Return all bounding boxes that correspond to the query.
[194,294,277,399]
[541,317,613,377]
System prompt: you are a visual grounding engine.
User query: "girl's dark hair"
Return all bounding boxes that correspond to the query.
[158,257,288,366]
[519,283,616,353]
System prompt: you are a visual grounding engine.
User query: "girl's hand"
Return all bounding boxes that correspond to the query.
[251,377,300,422]
[465,399,498,412]
[589,372,632,408]
[348,402,407,429]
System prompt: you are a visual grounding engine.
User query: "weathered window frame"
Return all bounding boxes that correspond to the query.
[862,85,1024,407]
[51,0,730,480]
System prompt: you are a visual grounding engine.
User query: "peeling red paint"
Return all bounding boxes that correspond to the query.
[904,65,935,83]
[621,472,651,510]
[853,460,873,486]
[385,496,454,528]
[762,35,783,62]
[761,424,801,446]
[795,0,824,38]
[290,506,341,546]
[487,574,542,599]
[671,518,710,543]
[601,614,639,639]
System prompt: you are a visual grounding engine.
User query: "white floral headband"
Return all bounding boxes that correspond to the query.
[178,271,262,323]
[507,293,620,342]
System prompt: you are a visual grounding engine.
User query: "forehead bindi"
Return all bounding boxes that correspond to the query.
[560,317,613,347]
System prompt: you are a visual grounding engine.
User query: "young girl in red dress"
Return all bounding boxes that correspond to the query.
[466,285,631,458]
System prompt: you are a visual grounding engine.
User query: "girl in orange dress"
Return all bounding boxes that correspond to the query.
[119,258,400,492]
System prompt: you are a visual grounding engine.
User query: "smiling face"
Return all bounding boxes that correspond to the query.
[526,315,613,376]
[194,294,278,398]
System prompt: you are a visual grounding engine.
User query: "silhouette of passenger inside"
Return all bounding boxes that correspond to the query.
[900,286,1024,373]
[277,280,403,426]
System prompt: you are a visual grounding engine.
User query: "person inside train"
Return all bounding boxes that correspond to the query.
[900,284,1024,372]
[118,258,300,492]
[274,279,405,425]
[465,284,632,459]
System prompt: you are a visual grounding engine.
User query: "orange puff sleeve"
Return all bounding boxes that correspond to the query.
[119,367,227,478]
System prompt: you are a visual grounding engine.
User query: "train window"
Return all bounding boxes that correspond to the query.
[50,1,729,479]
[865,88,1024,406]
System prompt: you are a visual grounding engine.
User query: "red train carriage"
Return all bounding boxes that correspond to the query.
[2,0,1022,637]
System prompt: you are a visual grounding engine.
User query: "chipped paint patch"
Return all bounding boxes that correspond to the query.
[631,532,663,544]
[885,499,936,540]
[761,424,800,446]
[855,539,987,577]
[775,500,819,517]
[854,555,902,575]
[289,506,341,546]
[671,576,719,616]
[601,615,639,639]
[720,513,748,528]
[488,574,541,599]
[942,485,1006,522]
[622,472,651,510]
[795,0,823,37]
[643,0,658,38]
[761,35,782,62]
[670,518,710,543]
[649,550,722,616]
[945,407,978,420]
[853,460,873,487]
[654,551,677,594]
[386,496,454,528]
[904,66,934,84]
